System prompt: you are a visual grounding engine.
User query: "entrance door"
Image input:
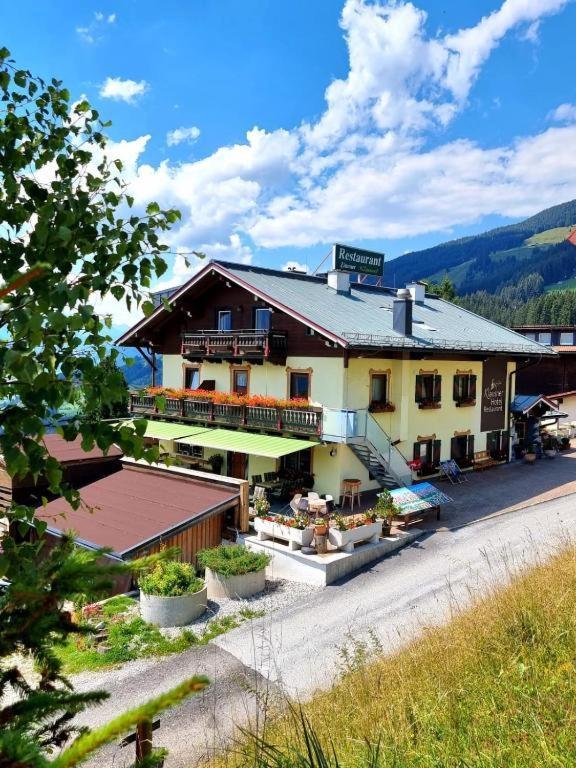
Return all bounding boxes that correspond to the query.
[228,451,247,479]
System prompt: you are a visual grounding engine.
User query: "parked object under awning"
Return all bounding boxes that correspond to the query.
[176,428,315,458]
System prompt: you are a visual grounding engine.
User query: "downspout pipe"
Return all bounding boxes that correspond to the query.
[507,354,542,462]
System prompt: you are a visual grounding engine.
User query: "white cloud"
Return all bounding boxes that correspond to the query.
[104,0,573,305]
[76,10,116,44]
[99,77,148,104]
[549,103,576,123]
[282,261,309,273]
[166,126,201,146]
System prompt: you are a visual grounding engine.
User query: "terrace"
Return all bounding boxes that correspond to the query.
[181,329,287,361]
[129,391,323,437]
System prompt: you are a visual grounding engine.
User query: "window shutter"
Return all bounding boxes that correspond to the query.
[453,375,460,402]
[450,437,458,460]
[433,439,441,466]
[415,375,423,403]
[469,375,477,401]
[433,375,442,403]
[468,435,475,460]
[413,442,421,461]
[501,430,510,458]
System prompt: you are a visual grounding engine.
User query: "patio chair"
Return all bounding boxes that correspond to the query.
[440,460,467,485]
[264,471,278,482]
[250,485,267,504]
[290,494,302,515]
[307,491,320,500]
[323,494,335,514]
[251,474,263,486]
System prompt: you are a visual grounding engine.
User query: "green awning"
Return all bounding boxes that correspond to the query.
[177,428,314,458]
[120,420,210,441]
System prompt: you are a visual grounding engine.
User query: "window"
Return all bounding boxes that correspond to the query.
[412,439,441,475]
[559,332,573,345]
[217,310,232,331]
[175,442,203,458]
[254,307,271,331]
[453,373,477,405]
[451,434,475,468]
[280,449,311,477]
[184,366,200,390]
[524,333,536,341]
[369,372,393,411]
[415,373,441,408]
[289,371,310,399]
[538,332,551,345]
[232,368,249,396]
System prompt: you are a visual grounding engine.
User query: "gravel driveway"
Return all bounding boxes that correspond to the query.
[74,489,576,767]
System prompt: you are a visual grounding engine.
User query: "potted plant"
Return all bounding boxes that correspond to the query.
[254,513,313,550]
[208,453,224,474]
[138,560,207,628]
[313,517,328,536]
[197,544,271,599]
[523,444,537,464]
[327,515,381,553]
[374,490,397,536]
[542,434,559,459]
[560,436,571,451]
[254,497,271,517]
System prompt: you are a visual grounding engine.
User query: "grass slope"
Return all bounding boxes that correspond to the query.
[545,277,576,293]
[215,546,576,767]
[526,226,575,246]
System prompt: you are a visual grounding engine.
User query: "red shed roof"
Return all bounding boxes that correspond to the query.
[37,464,238,556]
[44,434,123,463]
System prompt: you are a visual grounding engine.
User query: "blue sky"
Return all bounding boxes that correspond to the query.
[3,0,576,326]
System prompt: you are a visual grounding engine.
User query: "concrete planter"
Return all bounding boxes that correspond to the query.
[205,566,266,599]
[328,521,382,553]
[544,449,557,459]
[140,584,207,628]
[254,517,314,551]
[524,452,537,464]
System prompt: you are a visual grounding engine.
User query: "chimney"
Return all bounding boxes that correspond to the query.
[407,281,425,304]
[393,288,412,336]
[327,270,351,295]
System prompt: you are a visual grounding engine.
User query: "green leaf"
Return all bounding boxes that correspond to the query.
[141,300,155,316]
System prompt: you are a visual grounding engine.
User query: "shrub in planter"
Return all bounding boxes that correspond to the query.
[138,560,207,628]
[197,544,271,599]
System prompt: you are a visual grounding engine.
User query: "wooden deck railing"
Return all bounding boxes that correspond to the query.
[181,329,287,358]
[129,394,322,436]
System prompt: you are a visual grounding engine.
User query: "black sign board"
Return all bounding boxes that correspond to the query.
[480,359,507,432]
[332,243,384,276]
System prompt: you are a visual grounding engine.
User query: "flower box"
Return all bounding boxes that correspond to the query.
[328,521,381,553]
[254,517,314,551]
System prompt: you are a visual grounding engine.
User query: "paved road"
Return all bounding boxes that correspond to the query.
[75,492,576,767]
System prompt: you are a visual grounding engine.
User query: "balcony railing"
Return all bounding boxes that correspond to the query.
[181,329,287,358]
[129,394,322,437]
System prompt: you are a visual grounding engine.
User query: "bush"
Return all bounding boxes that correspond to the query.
[138,560,204,597]
[197,545,271,577]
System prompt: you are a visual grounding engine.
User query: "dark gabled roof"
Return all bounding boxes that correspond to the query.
[117,260,555,357]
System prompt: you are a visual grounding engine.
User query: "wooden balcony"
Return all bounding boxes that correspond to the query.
[129,394,322,437]
[181,329,287,360]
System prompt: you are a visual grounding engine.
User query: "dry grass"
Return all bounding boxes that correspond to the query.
[212,546,576,767]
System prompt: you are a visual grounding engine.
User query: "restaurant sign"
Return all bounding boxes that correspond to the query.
[332,243,384,276]
[480,358,507,431]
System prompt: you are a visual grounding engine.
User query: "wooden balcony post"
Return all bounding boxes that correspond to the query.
[277,407,282,431]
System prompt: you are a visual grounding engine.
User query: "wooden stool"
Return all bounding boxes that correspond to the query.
[341,479,361,511]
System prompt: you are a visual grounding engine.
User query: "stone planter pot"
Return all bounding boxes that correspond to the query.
[544,449,557,459]
[254,517,314,551]
[205,567,266,599]
[524,452,537,464]
[328,521,382,553]
[140,584,207,628]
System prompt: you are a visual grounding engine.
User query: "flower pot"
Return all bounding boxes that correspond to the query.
[328,521,382,553]
[544,449,557,459]
[254,517,314,550]
[381,522,392,537]
[314,524,328,536]
[524,452,537,464]
[140,584,207,628]
[205,567,266,599]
